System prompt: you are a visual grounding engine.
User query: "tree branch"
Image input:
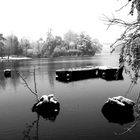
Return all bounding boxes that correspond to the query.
[15,68,39,101]
[115,1,130,12]
[114,121,138,135]
[33,66,38,94]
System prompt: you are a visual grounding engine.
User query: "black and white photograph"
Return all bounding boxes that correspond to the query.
[0,0,140,139]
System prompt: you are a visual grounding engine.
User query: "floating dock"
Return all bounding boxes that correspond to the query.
[56,66,124,82]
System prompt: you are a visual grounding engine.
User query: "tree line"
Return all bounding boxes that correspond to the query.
[0,30,103,58]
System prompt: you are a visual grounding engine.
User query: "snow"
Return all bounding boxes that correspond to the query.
[0,56,32,61]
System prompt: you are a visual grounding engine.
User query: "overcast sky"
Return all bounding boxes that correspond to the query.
[0,0,137,49]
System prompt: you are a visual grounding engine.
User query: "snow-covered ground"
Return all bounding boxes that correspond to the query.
[0,56,32,61]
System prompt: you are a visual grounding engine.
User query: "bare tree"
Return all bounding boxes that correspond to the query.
[103,0,140,135]
[103,0,140,83]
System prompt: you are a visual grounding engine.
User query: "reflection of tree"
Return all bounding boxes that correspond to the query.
[56,57,101,69]
[0,62,6,89]
[0,72,6,90]
[0,57,101,90]
[23,114,39,140]
[0,61,32,90]
[23,107,60,140]
[47,59,56,88]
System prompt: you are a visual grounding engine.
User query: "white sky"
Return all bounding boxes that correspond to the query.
[0,0,138,51]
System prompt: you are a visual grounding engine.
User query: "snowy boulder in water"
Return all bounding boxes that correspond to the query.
[101,96,135,125]
[4,69,11,78]
[107,96,135,109]
[32,94,60,121]
[32,94,60,111]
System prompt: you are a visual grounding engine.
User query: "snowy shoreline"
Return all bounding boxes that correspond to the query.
[0,56,32,61]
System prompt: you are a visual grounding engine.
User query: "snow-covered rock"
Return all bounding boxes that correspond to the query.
[4,69,11,78]
[107,96,135,108]
[32,94,60,114]
[102,96,135,125]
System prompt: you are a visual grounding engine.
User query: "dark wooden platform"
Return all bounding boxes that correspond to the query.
[56,66,124,83]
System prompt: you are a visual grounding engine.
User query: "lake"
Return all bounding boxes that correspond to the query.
[0,54,140,140]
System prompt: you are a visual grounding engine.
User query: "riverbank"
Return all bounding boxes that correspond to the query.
[0,56,32,61]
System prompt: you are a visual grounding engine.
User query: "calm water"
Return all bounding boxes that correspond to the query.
[0,54,140,140]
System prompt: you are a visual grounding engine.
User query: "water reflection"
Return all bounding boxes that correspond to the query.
[23,107,60,140]
[0,57,101,89]
[32,107,60,122]
[46,61,56,88]
[0,71,6,89]
[101,101,135,125]
[23,114,39,140]
[0,60,35,89]
[2,54,136,139]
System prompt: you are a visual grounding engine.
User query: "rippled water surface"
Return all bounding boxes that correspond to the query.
[0,54,140,140]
